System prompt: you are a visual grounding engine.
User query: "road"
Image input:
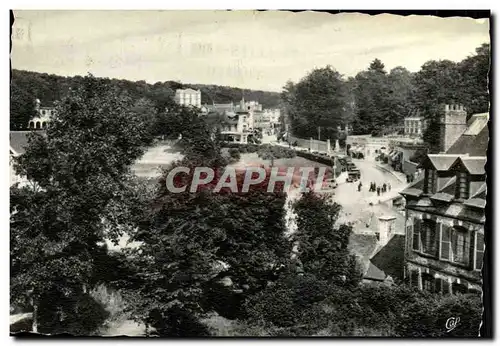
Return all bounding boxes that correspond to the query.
[334,159,405,223]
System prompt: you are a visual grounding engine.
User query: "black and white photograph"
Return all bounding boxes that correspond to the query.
[8,9,491,338]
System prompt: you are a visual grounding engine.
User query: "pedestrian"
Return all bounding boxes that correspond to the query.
[383,183,387,193]
[388,182,391,191]
[377,186,381,196]
[358,182,362,192]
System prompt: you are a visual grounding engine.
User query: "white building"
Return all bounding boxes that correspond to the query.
[174,88,202,108]
[28,99,56,130]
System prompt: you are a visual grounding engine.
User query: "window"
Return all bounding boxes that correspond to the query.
[455,172,470,199]
[435,277,444,294]
[452,283,468,294]
[451,227,470,265]
[412,219,421,251]
[408,270,417,288]
[421,220,438,257]
[422,273,434,292]
[441,226,471,265]
[474,232,485,271]
[440,225,452,260]
[425,169,437,194]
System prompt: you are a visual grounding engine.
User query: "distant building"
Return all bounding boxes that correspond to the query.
[404,111,427,137]
[219,111,252,144]
[174,88,202,108]
[400,106,488,295]
[28,99,56,130]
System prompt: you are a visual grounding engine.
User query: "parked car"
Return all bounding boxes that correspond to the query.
[324,178,338,189]
[346,170,361,182]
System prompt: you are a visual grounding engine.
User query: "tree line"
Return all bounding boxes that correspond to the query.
[281,43,490,150]
[10,69,281,131]
[10,75,482,337]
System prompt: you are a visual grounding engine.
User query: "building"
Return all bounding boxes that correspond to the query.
[404,111,427,137]
[349,203,406,285]
[28,99,56,130]
[400,106,488,294]
[174,88,202,108]
[219,111,251,144]
[10,131,31,186]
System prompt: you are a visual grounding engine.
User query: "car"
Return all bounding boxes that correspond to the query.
[324,178,337,189]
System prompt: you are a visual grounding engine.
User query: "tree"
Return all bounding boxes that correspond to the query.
[292,192,362,286]
[285,66,347,140]
[10,74,151,334]
[457,43,490,115]
[352,59,393,135]
[10,81,38,130]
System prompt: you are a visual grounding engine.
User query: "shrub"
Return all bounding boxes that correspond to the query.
[228,148,241,161]
[395,292,482,337]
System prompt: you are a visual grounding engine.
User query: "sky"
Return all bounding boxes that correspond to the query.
[11,10,490,92]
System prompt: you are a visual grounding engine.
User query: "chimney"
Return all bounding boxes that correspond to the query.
[377,215,396,247]
[439,104,467,152]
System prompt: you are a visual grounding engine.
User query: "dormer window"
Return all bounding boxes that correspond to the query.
[455,172,470,200]
[424,169,437,194]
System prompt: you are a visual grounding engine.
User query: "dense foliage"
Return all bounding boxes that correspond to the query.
[10,69,281,130]
[281,43,490,147]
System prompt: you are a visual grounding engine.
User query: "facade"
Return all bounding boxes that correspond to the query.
[174,88,202,108]
[28,99,55,130]
[400,109,488,294]
[219,111,251,144]
[404,113,427,137]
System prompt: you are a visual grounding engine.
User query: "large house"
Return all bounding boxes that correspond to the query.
[28,99,55,130]
[400,104,488,294]
[174,88,202,108]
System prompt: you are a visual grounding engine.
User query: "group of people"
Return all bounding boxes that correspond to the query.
[366,181,391,196]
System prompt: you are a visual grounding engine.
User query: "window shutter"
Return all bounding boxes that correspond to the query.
[440,225,452,260]
[412,219,421,251]
[475,232,485,271]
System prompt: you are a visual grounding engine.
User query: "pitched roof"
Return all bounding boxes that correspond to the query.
[447,116,489,156]
[425,154,460,171]
[464,113,489,135]
[370,234,406,282]
[461,157,486,175]
[471,183,487,199]
[10,131,30,156]
[364,262,386,282]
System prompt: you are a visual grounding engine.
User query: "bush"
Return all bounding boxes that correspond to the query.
[395,292,482,337]
[228,148,241,161]
[147,307,211,337]
[38,292,110,335]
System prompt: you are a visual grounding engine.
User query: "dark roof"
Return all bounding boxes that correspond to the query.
[370,234,405,282]
[10,131,30,155]
[447,119,489,156]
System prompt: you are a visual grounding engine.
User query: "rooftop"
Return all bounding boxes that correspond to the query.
[446,113,489,156]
